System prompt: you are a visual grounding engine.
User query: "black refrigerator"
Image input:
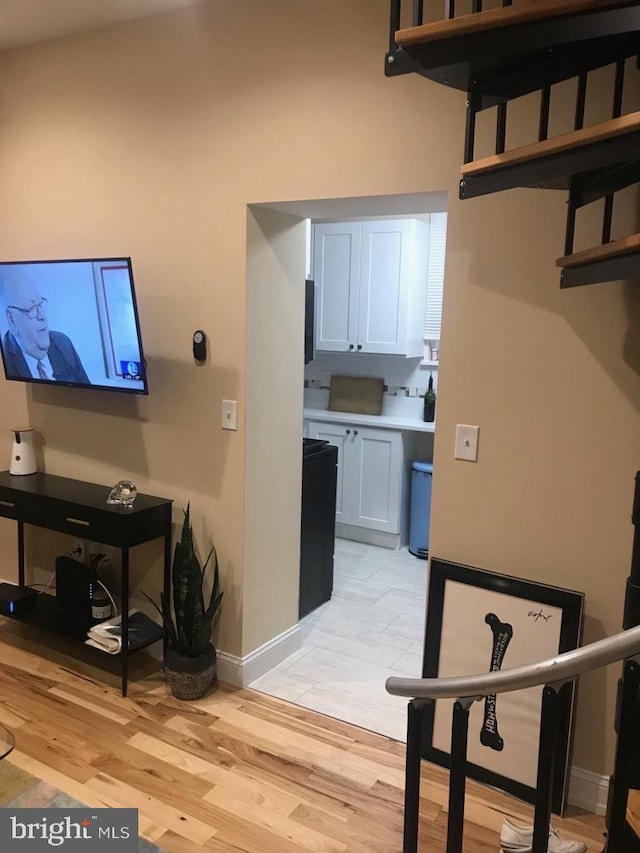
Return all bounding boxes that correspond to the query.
[300,438,338,619]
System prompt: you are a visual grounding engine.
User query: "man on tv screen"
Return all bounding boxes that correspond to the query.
[2,271,89,384]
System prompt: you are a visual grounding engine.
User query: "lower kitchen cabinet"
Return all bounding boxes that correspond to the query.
[308,420,405,537]
[307,421,351,524]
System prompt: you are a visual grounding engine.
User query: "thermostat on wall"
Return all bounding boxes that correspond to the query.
[193,330,207,361]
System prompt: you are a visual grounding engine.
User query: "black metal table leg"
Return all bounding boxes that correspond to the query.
[17,520,25,586]
[121,546,130,697]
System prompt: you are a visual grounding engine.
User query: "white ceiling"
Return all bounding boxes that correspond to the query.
[0,0,209,50]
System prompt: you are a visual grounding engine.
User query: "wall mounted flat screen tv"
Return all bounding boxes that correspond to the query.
[0,257,148,395]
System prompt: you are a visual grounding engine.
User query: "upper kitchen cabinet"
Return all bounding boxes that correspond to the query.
[312,219,429,357]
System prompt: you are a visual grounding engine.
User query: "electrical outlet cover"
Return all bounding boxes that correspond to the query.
[455,424,480,462]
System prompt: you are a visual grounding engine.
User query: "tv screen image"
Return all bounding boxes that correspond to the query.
[0,257,148,394]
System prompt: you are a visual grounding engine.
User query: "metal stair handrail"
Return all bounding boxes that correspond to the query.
[386,623,640,699]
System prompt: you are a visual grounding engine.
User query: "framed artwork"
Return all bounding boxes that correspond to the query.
[422,558,584,814]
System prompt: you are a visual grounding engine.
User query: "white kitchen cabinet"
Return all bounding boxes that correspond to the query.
[312,219,428,357]
[350,426,402,533]
[307,420,350,524]
[308,420,403,535]
[311,222,360,353]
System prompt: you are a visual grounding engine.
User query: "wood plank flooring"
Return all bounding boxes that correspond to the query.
[0,620,606,852]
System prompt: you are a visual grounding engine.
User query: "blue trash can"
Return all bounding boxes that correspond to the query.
[409,460,433,559]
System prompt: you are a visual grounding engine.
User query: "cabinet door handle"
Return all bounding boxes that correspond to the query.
[346,429,351,435]
[65,517,91,527]
[357,344,362,350]
[0,500,16,509]
[353,430,358,436]
[349,344,354,350]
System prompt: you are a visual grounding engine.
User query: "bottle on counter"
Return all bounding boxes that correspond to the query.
[423,374,436,423]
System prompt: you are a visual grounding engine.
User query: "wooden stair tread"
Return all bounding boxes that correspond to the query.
[463,112,640,178]
[627,789,640,838]
[388,0,640,104]
[557,233,640,268]
[395,0,636,48]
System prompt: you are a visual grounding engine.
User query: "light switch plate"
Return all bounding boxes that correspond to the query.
[455,424,479,462]
[222,399,238,431]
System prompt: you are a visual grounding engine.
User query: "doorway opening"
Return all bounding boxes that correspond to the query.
[245,190,448,741]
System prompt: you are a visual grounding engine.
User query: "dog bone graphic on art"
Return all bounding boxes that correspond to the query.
[480,613,513,752]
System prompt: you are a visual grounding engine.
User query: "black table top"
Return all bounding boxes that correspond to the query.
[0,471,172,514]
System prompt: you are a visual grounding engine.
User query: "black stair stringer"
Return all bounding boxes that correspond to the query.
[571,161,640,209]
[389,33,640,110]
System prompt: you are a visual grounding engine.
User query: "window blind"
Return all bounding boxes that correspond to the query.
[424,211,448,342]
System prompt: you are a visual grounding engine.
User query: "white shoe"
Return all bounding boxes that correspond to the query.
[500,817,587,853]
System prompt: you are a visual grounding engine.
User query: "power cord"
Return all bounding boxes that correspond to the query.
[96,579,118,618]
[28,570,56,595]
[28,546,82,595]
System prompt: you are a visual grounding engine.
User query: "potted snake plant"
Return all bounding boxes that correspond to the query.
[145,505,223,700]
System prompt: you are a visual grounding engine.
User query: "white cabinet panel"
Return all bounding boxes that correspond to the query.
[308,421,402,535]
[312,223,360,353]
[353,427,402,533]
[358,223,405,354]
[308,421,349,523]
[311,219,428,357]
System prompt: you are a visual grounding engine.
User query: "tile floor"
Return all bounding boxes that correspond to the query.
[249,538,427,742]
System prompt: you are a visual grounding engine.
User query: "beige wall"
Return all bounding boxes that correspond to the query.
[245,207,306,652]
[0,0,638,776]
[0,384,28,578]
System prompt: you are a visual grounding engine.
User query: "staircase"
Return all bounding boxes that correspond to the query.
[386,623,640,852]
[386,0,640,287]
[384,2,640,851]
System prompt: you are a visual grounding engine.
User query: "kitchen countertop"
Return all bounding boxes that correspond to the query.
[303,407,435,433]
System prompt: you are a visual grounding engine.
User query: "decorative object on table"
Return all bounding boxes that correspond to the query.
[85,609,161,654]
[90,585,113,622]
[423,374,436,422]
[107,479,138,506]
[145,505,223,700]
[328,374,384,416]
[9,426,37,476]
[422,558,584,814]
[89,552,114,621]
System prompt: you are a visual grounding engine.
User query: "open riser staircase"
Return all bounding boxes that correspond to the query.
[383,2,640,851]
[387,474,640,853]
[386,0,640,287]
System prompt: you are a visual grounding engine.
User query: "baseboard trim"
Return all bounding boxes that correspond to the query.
[336,523,399,550]
[568,766,609,816]
[217,623,301,687]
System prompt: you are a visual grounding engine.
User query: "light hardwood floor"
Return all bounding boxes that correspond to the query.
[0,619,605,852]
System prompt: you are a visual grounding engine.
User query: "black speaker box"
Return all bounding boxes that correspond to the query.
[55,555,97,635]
[0,583,37,615]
